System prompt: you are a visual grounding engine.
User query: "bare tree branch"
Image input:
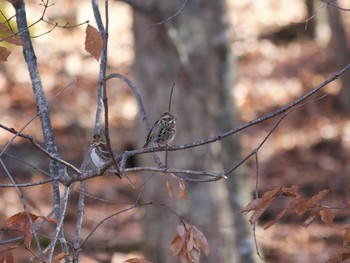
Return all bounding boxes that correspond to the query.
[12,0,69,258]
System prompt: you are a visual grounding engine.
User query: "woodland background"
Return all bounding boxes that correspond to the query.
[1,0,350,262]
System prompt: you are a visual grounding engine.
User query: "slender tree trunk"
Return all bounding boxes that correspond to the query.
[326,2,350,114]
[132,1,257,262]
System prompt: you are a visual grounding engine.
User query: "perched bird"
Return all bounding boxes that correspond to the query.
[143,112,176,148]
[90,134,121,178]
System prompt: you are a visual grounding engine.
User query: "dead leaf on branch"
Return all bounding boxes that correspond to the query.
[178,179,188,200]
[0,23,24,46]
[241,188,280,224]
[243,186,333,227]
[85,24,103,61]
[327,248,350,263]
[0,46,11,61]
[303,208,322,228]
[170,224,209,263]
[0,246,16,263]
[281,185,299,197]
[288,195,308,216]
[308,189,330,206]
[2,212,39,247]
[320,208,335,227]
[166,176,173,197]
[264,208,287,229]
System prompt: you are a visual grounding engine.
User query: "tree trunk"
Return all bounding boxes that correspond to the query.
[326,2,350,114]
[132,1,257,262]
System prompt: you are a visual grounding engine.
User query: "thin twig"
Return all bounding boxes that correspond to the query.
[0,124,81,174]
[168,82,175,112]
[125,167,226,179]
[321,0,350,11]
[79,202,184,248]
[0,179,55,188]
[151,0,189,26]
[93,0,105,136]
[46,187,70,262]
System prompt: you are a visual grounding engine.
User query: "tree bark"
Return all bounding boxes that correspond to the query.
[326,2,350,114]
[132,1,257,262]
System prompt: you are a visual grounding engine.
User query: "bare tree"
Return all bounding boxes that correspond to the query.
[1,0,350,262]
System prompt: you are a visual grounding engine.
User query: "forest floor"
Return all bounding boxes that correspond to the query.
[1,0,350,262]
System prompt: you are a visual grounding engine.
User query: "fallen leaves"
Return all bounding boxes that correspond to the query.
[171,224,209,263]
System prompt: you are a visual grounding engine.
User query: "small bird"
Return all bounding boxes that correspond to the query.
[90,134,122,178]
[143,112,177,148]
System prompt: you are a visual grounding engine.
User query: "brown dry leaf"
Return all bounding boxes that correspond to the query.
[343,227,350,247]
[0,249,15,263]
[288,195,308,216]
[281,185,299,197]
[53,253,70,263]
[0,46,11,61]
[0,246,17,263]
[170,224,209,263]
[303,208,321,228]
[264,208,287,229]
[327,248,350,263]
[85,24,103,61]
[3,212,39,247]
[122,259,153,263]
[242,188,280,224]
[178,179,187,200]
[166,177,173,198]
[3,35,23,46]
[308,189,330,206]
[0,23,23,46]
[320,208,334,227]
[192,225,209,256]
[170,233,185,256]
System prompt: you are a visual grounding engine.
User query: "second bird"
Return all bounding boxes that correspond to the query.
[143,112,177,148]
